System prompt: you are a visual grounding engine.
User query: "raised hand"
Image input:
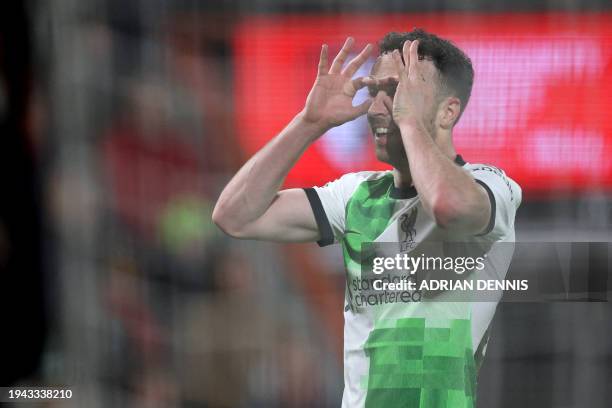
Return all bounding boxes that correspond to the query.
[390,40,437,130]
[301,37,373,132]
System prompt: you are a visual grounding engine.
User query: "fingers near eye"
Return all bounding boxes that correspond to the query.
[362,76,376,86]
[392,50,405,77]
[330,37,354,73]
[342,43,372,78]
[343,76,367,97]
[351,77,365,90]
[409,40,419,71]
[318,44,329,75]
[402,40,411,67]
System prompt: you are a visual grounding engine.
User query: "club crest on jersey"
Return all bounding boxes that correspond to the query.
[399,207,418,252]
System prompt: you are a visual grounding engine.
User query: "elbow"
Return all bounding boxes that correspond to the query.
[430,196,462,230]
[211,204,229,234]
[212,203,244,238]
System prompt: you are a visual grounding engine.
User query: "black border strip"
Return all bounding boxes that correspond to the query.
[474,179,496,236]
[303,188,335,247]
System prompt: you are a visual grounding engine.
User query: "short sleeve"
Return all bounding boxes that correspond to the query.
[469,165,522,240]
[303,172,366,247]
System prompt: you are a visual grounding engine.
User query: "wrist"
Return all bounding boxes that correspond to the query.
[294,111,331,140]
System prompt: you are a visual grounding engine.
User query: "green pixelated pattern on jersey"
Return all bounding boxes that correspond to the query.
[363,317,476,408]
[342,173,397,273]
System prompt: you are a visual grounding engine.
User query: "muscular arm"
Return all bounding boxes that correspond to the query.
[212,114,323,241]
[213,38,372,241]
[392,41,490,234]
[400,121,490,233]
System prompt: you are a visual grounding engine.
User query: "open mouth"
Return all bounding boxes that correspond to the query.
[374,127,389,137]
[373,127,392,146]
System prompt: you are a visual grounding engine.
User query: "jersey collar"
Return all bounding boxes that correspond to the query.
[389,154,466,199]
[454,154,466,166]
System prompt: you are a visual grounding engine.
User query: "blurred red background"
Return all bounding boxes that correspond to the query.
[234,13,612,196]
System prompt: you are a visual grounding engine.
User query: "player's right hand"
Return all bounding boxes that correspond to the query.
[300,37,373,132]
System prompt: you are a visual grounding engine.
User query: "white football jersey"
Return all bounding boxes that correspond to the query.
[304,156,521,408]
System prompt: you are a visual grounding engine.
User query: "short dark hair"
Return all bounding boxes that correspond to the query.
[379,28,474,122]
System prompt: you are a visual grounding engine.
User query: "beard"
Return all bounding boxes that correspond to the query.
[374,128,408,167]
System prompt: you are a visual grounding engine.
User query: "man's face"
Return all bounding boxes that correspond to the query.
[366,52,440,167]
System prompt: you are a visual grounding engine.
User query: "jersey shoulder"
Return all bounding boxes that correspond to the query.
[320,170,392,196]
[331,170,391,185]
[464,162,522,207]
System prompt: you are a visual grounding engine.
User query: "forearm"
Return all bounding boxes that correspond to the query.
[212,112,325,234]
[400,122,486,230]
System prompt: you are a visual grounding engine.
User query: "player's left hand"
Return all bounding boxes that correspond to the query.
[390,40,437,130]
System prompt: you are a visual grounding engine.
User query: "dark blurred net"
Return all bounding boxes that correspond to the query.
[19,0,612,406]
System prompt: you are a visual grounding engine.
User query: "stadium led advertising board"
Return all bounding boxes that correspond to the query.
[234,13,612,194]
